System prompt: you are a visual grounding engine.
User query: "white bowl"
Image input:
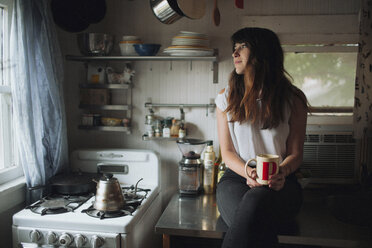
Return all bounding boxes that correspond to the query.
[119,43,137,56]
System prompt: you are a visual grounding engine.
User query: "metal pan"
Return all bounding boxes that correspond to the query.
[29,172,100,196]
[150,0,184,24]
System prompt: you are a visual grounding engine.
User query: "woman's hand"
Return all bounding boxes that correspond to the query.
[246,168,262,188]
[268,168,286,191]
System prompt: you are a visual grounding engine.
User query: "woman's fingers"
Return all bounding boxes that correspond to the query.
[246,169,262,188]
[268,172,285,191]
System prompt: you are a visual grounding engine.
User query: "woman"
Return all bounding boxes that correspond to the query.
[215,27,308,248]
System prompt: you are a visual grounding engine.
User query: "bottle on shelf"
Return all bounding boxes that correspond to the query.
[154,119,163,137]
[203,141,216,194]
[162,118,172,138]
[178,122,186,139]
[145,114,154,137]
[170,119,180,138]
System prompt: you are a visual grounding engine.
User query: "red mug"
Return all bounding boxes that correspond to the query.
[244,154,279,185]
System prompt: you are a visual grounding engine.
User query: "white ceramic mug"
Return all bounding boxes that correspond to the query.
[244,154,279,185]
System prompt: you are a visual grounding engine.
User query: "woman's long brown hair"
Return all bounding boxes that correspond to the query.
[225,27,308,129]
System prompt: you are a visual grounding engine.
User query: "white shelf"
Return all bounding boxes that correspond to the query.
[79,125,131,133]
[79,104,130,111]
[79,83,131,89]
[66,51,219,84]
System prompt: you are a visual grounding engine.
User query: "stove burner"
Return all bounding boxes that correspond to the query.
[81,205,135,219]
[81,185,151,219]
[26,194,92,215]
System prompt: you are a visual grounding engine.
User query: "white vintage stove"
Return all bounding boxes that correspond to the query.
[12,149,162,248]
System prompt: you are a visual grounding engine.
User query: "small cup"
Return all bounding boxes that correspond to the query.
[244,154,279,185]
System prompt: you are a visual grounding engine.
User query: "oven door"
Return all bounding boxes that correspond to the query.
[13,226,121,247]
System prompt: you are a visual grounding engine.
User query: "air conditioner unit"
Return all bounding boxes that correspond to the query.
[303,125,360,184]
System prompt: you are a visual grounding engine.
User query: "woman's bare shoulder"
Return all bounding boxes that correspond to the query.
[219,88,226,94]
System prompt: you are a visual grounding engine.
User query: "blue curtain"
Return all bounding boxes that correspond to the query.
[9,0,69,203]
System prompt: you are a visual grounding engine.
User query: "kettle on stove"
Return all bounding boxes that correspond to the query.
[93,173,125,212]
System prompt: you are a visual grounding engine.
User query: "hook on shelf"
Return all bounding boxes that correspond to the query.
[147,103,154,114]
[179,105,185,121]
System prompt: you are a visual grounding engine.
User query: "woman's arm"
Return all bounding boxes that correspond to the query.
[217,106,261,187]
[269,93,308,190]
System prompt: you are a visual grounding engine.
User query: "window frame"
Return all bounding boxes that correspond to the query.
[283,44,358,115]
[0,0,23,185]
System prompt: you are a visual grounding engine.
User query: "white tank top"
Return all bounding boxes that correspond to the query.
[215,86,291,163]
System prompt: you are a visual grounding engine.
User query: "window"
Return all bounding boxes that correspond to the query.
[283,44,358,114]
[0,0,22,185]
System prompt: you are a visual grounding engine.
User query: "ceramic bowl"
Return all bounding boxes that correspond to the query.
[134,44,161,56]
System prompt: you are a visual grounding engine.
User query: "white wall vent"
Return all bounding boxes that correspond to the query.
[303,132,358,183]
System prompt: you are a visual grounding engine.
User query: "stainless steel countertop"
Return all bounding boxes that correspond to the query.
[155,189,372,247]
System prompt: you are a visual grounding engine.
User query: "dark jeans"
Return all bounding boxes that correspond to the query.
[216,169,302,248]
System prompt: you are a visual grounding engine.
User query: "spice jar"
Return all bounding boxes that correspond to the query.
[162,118,172,138]
[170,119,180,137]
[178,122,186,139]
[145,114,155,137]
[154,119,163,137]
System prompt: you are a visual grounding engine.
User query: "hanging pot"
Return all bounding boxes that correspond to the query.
[150,0,206,24]
[93,174,125,212]
[150,0,184,24]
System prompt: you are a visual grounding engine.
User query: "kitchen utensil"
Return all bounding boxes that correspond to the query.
[176,139,207,195]
[177,0,206,20]
[235,0,244,9]
[77,33,114,56]
[177,138,207,158]
[119,41,142,56]
[150,0,184,24]
[80,0,107,23]
[106,66,135,84]
[244,154,279,185]
[51,0,106,32]
[29,172,99,196]
[134,44,161,56]
[48,172,99,195]
[93,173,125,212]
[212,0,221,26]
[87,63,105,83]
[51,0,89,32]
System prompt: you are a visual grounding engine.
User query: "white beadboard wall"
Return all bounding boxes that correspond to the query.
[58,0,360,204]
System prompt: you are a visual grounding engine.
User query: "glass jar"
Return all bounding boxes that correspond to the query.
[154,119,163,137]
[162,118,172,138]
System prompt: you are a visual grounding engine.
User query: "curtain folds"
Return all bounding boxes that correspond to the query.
[9,0,69,203]
[354,0,372,138]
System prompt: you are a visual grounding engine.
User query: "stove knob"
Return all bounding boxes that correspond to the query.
[29,229,41,243]
[90,235,104,248]
[74,234,87,247]
[46,231,57,244]
[59,233,73,246]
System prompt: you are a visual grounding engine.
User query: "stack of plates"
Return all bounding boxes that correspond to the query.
[164,31,214,56]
